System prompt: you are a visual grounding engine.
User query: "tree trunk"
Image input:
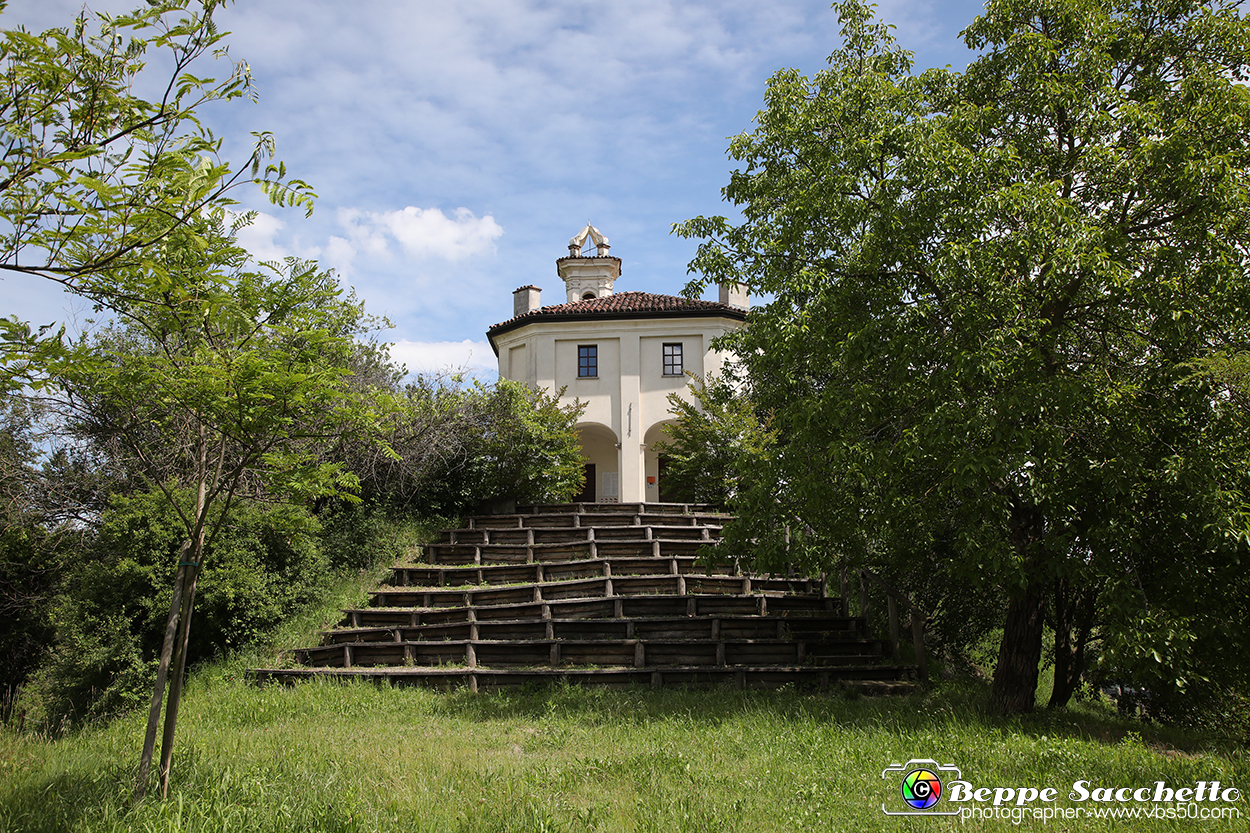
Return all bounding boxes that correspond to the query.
[155,442,211,798]
[134,542,191,801]
[989,501,1047,715]
[158,559,200,796]
[1050,609,1076,708]
[1048,577,1097,709]
[989,580,1046,714]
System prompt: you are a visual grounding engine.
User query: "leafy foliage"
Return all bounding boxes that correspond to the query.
[29,489,326,725]
[0,1,395,763]
[318,504,442,572]
[654,373,774,508]
[676,0,1250,716]
[0,0,312,325]
[19,212,388,669]
[0,399,70,718]
[450,379,586,510]
[332,375,585,516]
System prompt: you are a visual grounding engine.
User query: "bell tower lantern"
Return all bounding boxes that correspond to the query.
[557,224,622,302]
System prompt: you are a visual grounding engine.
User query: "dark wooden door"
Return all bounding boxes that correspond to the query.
[573,463,596,503]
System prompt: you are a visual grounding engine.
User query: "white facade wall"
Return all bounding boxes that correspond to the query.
[492,315,739,503]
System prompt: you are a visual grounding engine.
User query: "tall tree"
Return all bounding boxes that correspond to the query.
[677,0,1250,714]
[42,207,386,796]
[0,0,392,793]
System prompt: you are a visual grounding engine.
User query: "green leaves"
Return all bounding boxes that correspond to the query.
[46,210,387,550]
[678,0,1250,715]
[655,373,775,509]
[0,0,317,309]
[335,375,586,514]
[255,155,317,218]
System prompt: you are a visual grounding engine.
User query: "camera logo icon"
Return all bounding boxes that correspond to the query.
[881,759,962,816]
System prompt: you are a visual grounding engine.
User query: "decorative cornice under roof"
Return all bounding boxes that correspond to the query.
[486,291,747,354]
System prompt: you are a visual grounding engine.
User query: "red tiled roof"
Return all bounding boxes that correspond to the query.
[489,291,743,331]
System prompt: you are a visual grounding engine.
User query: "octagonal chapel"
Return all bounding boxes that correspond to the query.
[487,225,748,504]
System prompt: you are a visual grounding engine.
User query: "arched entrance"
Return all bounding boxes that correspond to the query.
[643,421,679,504]
[574,422,620,503]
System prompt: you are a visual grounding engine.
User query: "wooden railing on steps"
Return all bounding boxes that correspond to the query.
[838,565,929,683]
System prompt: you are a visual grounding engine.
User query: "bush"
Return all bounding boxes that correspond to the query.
[333,376,584,515]
[319,504,434,570]
[29,489,327,726]
[0,520,66,722]
[654,373,773,508]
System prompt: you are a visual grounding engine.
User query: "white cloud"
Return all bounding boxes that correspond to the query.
[390,339,497,378]
[322,236,358,274]
[231,205,501,291]
[338,206,503,263]
[235,211,294,263]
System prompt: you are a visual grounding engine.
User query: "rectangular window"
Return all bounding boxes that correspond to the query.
[578,344,597,378]
[663,343,683,376]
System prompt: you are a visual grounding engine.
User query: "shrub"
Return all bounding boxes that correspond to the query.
[30,489,326,725]
[319,504,433,570]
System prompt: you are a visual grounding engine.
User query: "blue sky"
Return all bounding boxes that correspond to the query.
[4,0,991,378]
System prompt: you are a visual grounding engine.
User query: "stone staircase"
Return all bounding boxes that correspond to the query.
[251,503,918,693]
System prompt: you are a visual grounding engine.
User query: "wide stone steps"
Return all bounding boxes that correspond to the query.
[335,592,840,629]
[423,539,719,566]
[439,524,721,544]
[297,636,886,669]
[251,502,918,694]
[390,555,717,587]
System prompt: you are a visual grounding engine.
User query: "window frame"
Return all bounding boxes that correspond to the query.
[578,344,598,379]
[662,342,683,377]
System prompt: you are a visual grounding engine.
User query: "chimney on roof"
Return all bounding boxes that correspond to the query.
[719,282,749,311]
[513,285,541,317]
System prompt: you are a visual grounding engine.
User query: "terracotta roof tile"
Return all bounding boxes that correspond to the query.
[489,291,740,330]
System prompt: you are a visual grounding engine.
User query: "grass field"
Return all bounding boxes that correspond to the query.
[3,560,1245,832]
[2,664,1245,833]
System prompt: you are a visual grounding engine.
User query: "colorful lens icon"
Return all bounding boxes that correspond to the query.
[901,768,942,810]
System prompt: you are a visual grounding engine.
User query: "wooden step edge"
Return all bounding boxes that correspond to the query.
[306,636,884,649]
[383,570,802,594]
[423,539,725,552]
[319,613,865,635]
[256,663,918,676]
[343,595,845,619]
[371,580,829,598]
[247,665,922,693]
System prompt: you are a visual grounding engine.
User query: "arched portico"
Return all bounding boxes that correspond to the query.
[574,422,620,503]
[643,421,678,503]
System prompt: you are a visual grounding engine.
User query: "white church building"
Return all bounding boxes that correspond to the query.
[487,225,748,504]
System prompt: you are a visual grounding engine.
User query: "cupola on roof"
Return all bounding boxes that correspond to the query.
[489,225,749,353]
[568,223,610,257]
[557,223,621,302]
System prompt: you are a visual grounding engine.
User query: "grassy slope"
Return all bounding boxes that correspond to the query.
[2,671,1246,832]
[2,553,1245,832]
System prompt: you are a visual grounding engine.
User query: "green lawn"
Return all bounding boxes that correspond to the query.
[2,667,1245,833]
